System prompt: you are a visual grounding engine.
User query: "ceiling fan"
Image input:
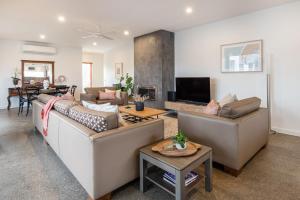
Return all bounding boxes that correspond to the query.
[76,25,115,40]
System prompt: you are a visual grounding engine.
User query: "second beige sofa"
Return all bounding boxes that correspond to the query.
[80,87,128,105]
[178,98,269,176]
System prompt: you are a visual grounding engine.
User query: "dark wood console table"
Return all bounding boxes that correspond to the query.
[7,86,68,110]
[7,88,18,110]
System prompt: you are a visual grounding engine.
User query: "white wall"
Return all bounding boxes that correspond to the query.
[82,52,104,87]
[103,40,134,86]
[175,2,300,136]
[0,39,82,109]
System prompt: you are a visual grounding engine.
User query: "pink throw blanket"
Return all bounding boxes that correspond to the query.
[41,93,74,136]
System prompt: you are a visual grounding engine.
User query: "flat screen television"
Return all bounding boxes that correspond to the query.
[176,77,210,104]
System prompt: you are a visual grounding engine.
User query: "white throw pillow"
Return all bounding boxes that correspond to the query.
[82,101,118,113]
[82,100,122,127]
[82,101,109,109]
[97,104,119,113]
[219,94,238,107]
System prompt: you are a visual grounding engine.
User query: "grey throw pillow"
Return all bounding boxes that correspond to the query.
[219,97,261,119]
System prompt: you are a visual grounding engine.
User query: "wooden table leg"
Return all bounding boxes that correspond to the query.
[7,96,11,110]
[204,151,213,192]
[140,155,147,192]
[175,170,185,200]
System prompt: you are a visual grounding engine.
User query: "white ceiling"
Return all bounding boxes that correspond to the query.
[0,0,296,53]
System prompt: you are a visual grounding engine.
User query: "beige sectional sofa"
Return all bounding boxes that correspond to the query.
[178,98,269,176]
[32,99,164,199]
[80,87,128,105]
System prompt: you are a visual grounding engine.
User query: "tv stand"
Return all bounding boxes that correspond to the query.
[165,101,206,113]
[177,100,208,106]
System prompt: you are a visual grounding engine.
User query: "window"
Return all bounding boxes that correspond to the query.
[82,62,92,91]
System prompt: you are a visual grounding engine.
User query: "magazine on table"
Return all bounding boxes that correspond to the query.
[163,171,198,186]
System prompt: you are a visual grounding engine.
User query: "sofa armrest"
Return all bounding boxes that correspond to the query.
[178,111,239,168]
[90,119,164,199]
[80,93,97,102]
[236,108,269,168]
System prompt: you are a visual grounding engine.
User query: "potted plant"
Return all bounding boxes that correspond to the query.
[115,73,134,97]
[133,94,148,111]
[11,69,20,87]
[173,130,187,150]
[124,73,134,97]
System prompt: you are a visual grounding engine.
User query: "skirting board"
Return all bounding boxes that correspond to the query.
[272,127,300,137]
[0,105,22,110]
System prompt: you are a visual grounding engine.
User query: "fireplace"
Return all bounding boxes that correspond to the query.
[137,86,156,101]
[134,30,174,108]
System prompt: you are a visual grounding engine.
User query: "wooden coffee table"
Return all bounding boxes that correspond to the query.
[119,105,166,123]
[140,140,212,200]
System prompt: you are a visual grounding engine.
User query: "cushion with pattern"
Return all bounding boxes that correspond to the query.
[68,105,118,133]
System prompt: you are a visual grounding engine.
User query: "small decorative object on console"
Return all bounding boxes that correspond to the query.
[11,68,20,87]
[43,80,50,89]
[11,77,20,87]
[57,75,66,83]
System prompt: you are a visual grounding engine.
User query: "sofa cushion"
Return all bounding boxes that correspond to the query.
[68,105,118,132]
[219,94,238,107]
[203,100,219,115]
[54,100,77,115]
[96,99,116,105]
[219,97,261,119]
[105,89,121,99]
[82,101,118,113]
[84,87,115,97]
[99,91,116,100]
[37,94,54,104]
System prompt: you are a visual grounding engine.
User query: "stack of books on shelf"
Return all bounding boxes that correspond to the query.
[163,171,198,186]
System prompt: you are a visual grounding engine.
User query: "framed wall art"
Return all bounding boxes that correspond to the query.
[221,40,263,73]
[115,63,123,78]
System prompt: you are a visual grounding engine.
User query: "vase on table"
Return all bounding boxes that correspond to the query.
[43,80,49,89]
[11,77,20,87]
[135,101,144,111]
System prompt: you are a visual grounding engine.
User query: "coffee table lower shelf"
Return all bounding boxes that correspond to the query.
[144,166,202,197]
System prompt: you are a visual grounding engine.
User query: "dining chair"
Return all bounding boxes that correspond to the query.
[25,86,40,116]
[16,87,27,116]
[70,85,77,96]
[55,85,70,96]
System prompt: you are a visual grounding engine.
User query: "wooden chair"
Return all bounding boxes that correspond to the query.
[19,86,39,116]
[55,85,70,96]
[16,87,27,116]
[70,85,77,96]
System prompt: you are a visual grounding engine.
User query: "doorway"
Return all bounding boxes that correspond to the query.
[82,62,92,91]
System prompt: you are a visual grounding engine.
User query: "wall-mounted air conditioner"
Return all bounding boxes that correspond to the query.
[22,44,57,54]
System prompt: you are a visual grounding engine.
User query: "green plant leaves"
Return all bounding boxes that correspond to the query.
[174,130,187,148]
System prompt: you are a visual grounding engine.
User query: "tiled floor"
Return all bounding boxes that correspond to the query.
[0,109,299,200]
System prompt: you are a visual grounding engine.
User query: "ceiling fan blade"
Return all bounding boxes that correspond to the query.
[81,35,98,39]
[100,35,114,40]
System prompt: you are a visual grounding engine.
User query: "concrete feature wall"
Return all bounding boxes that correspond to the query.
[134,30,174,108]
[175,1,300,136]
